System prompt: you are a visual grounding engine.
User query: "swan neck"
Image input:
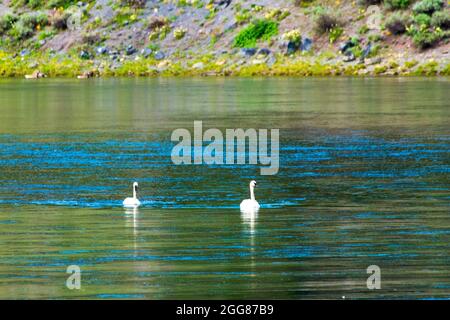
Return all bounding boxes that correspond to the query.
[250,185,255,201]
[133,186,137,199]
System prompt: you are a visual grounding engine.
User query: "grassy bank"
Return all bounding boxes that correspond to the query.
[1,50,449,77]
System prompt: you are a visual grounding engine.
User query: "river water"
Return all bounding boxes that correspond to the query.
[0,78,448,299]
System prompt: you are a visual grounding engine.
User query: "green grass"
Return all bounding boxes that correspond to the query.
[233,19,278,48]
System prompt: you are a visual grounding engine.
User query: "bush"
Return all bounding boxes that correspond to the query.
[314,12,342,35]
[46,0,79,9]
[431,11,450,29]
[358,0,383,5]
[384,0,410,9]
[413,30,441,48]
[233,19,278,48]
[329,27,343,43]
[0,13,18,34]
[9,21,33,40]
[50,9,71,30]
[282,29,302,44]
[21,12,49,29]
[412,0,444,15]
[10,0,44,9]
[147,16,168,30]
[173,27,187,40]
[121,0,147,8]
[7,11,48,40]
[385,13,411,34]
[414,13,432,26]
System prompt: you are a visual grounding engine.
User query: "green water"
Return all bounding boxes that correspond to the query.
[0,78,449,299]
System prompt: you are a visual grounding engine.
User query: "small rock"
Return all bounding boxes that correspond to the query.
[80,50,90,60]
[215,0,232,8]
[157,60,170,70]
[241,48,257,57]
[141,48,153,58]
[154,51,166,60]
[125,45,137,56]
[300,38,313,52]
[77,70,95,79]
[287,41,299,55]
[339,40,356,54]
[96,46,107,55]
[20,49,29,57]
[365,57,382,65]
[192,62,204,69]
[258,48,271,56]
[216,59,226,66]
[25,70,46,79]
[252,59,265,65]
[360,42,372,62]
[266,55,277,66]
[343,52,356,62]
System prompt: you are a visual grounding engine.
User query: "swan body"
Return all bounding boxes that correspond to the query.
[240,180,260,212]
[123,182,141,207]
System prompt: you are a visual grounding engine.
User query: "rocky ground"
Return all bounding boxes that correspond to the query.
[0,0,449,77]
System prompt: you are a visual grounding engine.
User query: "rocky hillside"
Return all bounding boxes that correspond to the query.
[0,0,449,77]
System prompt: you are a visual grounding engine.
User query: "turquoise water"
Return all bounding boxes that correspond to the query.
[0,78,449,299]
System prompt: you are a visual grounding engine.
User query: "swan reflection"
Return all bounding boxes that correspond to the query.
[124,206,139,251]
[240,208,258,234]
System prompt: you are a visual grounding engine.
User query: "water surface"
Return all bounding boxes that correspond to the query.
[0,78,448,299]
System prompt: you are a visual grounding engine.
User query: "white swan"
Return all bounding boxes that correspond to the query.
[240,180,260,212]
[123,182,141,207]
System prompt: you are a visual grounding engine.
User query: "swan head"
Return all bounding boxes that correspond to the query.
[250,180,257,188]
[133,182,139,193]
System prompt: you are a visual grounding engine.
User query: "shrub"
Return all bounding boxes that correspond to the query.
[414,13,432,26]
[294,0,315,7]
[21,12,49,29]
[413,30,441,48]
[412,0,444,15]
[235,10,251,24]
[385,13,411,34]
[0,13,18,34]
[173,27,187,40]
[358,0,383,5]
[431,11,450,29]
[9,21,33,40]
[282,29,302,44]
[233,19,278,48]
[147,16,168,30]
[329,27,344,43]
[46,0,79,9]
[10,0,44,9]
[384,0,411,9]
[148,25,171,40]
[27,0,44,8]
[265,9,290,21]
[7,11,48,40]
[50,9,71,30]
[314,12,342,35]
[121,0,147,8]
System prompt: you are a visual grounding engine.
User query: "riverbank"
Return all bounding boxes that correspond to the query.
[1,50,449,77]
[0,0,449,78]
